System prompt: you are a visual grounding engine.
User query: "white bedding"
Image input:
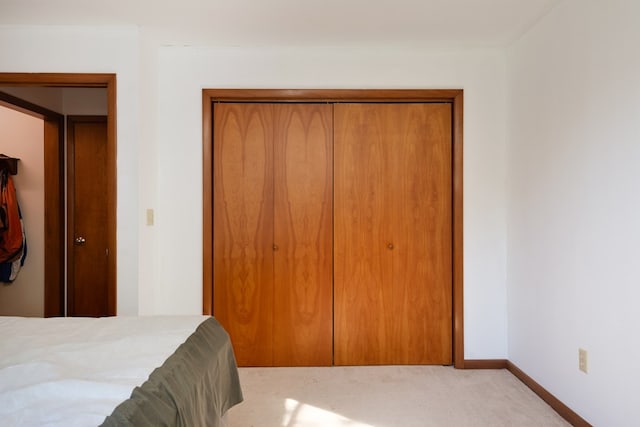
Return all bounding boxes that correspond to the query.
[0,315,210,427]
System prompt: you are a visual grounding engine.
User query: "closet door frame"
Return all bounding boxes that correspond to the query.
[202,89,464,368]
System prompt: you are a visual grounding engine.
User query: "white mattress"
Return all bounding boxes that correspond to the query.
[0,315,209,426]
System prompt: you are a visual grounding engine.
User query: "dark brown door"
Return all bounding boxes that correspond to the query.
[334,103,452,365]
[67,116,111,317]
[213,103,333,366]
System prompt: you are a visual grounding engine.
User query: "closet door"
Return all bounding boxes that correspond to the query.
[213,103,275,366]
[273,104,333,366]
[334,103,452,365]
[213,103,333,367]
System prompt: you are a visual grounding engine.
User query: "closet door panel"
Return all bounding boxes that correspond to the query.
[213,104,275,366]
[273,104,333,366]
[334,103,452,365]
[334,104,391,365]
[388,104,452,364]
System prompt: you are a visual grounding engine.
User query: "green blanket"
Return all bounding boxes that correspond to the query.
[101,317,243,427]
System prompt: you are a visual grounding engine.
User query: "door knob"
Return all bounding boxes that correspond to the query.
[75,236,86,245]
[387,243,394,250]
[273,244,279,251]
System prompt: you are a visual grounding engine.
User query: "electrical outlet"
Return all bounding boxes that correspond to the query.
[579,348,588,373]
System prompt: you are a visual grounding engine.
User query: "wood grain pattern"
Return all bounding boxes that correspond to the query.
[214,103,333,367]
[334,103,452,365]
[203,89,464,368]
[333,104,387,365]
[213,104,275,366]
[273,104,333,366]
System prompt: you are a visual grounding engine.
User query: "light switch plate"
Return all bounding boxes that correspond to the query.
[579,348,588,373]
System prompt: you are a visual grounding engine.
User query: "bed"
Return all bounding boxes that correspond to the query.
[0,315,243,426]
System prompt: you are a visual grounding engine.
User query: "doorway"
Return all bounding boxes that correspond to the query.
[0,73,117,317]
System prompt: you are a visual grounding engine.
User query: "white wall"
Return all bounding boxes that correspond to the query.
[0,106,44,316]
[0,26,140,315]
[0,25,509,359]
[506,0,640,424]
[147,46,509,358]
[136,32,161,316]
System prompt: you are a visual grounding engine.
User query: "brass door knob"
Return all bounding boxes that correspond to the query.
[75,236,86,245]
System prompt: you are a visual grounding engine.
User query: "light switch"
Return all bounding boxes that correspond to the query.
[146,209,154,226]
[579,348,588,373]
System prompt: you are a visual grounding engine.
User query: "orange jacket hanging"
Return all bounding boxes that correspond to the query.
[0,171,24,263]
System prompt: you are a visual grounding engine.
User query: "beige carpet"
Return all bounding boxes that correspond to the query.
[225,366,570,427]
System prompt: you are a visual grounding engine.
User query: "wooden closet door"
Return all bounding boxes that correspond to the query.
[273,104,333,366]
[334,103,452,365]
[213,103,275,366]
[214,103,333,367]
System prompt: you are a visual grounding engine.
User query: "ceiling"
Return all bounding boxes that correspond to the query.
[0,0,563,47]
